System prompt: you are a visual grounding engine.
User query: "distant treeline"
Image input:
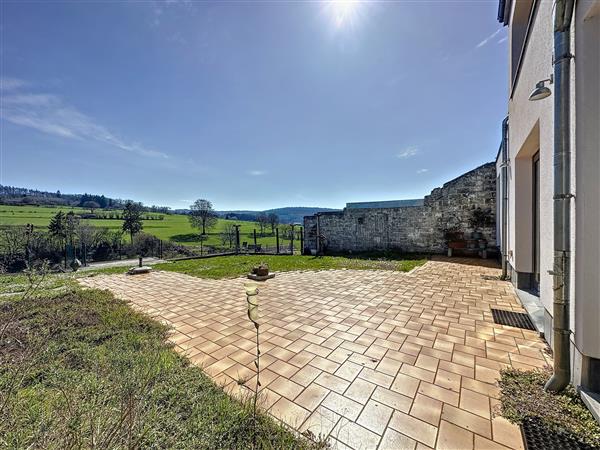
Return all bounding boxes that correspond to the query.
[218,206,340,224]
[0,185,171,213]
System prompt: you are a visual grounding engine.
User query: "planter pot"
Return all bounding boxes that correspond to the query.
[252,265,269,276]
[445,232,464,241]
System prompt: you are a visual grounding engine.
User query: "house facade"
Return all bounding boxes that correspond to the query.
[496,0,599,401]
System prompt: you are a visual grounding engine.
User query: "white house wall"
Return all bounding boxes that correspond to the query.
[507,0,558,320]
[574,0,600,361]
[505,0,599,386]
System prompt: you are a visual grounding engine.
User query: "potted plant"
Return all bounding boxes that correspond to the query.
[469,208,494,240]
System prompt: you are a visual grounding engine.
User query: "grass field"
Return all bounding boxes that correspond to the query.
[154,254,427,279]
[0,204,301,249]
[0,275,320,449]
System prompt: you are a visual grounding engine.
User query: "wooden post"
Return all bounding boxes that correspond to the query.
[276,228,280,254]
[253,229,257,251]
[234,225,241,254]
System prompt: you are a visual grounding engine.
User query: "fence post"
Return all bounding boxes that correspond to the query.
[290,225,295,255]
[276,228,280,254]
[234,225,240,254]
[253,229,257,251]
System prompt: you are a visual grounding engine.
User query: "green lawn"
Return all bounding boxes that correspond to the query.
[154,254,426,279]
[0,204,301,249]
[0,277,322,449]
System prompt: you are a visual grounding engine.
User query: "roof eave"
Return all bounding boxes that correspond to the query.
[497,0,512,25]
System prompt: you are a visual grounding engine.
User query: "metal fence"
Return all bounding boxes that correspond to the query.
[0,224,305,272]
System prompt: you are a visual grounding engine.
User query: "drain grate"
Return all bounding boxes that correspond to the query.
[491,308,536,331]
[521,416,597,450]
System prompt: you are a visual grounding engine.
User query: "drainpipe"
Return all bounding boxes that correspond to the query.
[501,117,509,280]
[545,0,575,393]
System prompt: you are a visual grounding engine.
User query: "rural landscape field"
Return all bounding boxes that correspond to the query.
[0,204,302,250]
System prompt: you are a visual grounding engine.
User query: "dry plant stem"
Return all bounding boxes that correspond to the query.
[254,323,260,417]
[245,284,260,448]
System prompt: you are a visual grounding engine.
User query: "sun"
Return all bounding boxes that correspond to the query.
[325,0,363,30]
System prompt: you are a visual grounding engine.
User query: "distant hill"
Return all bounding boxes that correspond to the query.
[0,185,171,213]
[0,185,338,223]
[218,207,340,224]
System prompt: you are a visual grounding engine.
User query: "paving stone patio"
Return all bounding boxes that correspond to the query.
[80,257,551,450]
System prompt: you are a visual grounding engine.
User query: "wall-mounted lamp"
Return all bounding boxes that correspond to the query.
[528,75,553,101]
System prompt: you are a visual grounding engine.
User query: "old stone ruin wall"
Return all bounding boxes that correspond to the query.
[303,162,496,255]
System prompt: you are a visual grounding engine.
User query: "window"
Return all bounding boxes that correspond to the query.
[510,0,535,89]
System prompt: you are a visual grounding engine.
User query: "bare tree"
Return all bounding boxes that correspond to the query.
[220,224,237,248]
[267,213,279,234]
[189,199,217,235]
[198,234,208,255]
[255,213,269,236]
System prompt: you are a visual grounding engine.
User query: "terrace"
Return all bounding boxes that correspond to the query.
[80,257,544,449]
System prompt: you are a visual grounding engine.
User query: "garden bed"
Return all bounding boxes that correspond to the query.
[498,367,600,448]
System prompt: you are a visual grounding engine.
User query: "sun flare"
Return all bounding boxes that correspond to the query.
[325,0,363,30]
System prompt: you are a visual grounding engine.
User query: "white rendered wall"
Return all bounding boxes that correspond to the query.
[506,0,600,370]
[506,0,556,317]
[574,0,600,360]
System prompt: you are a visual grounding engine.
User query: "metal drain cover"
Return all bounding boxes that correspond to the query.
[491,309,536,331]
[521,416,596,450]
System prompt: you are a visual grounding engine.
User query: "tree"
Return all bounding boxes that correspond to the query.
[267,213,279,234]
[198,234,208,255]
[48,211,67,241]
[65,212,80,246]
[220,224,237,248]
[189,199,217,235]
[122,201,143,243]
[48,211,68,267]
[83,200,100,213]
[256,213,269,236]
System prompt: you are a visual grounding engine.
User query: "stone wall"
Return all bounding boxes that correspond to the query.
[303,162,496,254]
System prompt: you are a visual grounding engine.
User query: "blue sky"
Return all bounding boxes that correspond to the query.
[1,1,507,210]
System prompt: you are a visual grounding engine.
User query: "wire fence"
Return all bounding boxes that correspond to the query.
[0,224,305,272]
